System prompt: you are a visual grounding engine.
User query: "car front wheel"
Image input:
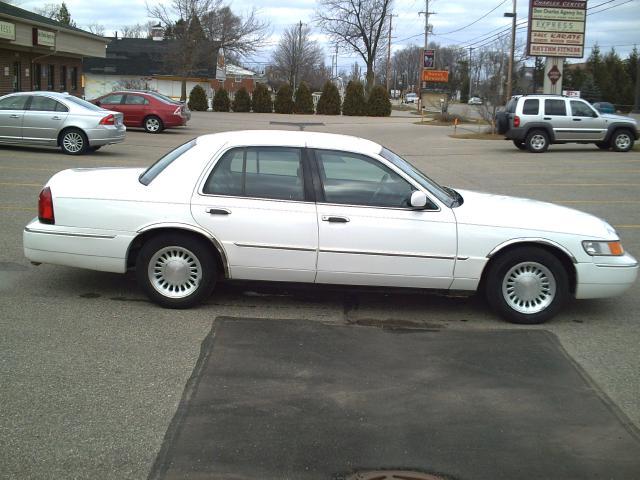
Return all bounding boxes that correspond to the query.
[144,115,164,134]
[611,129,634,152]
[485,247,569,324]
[526,129,550,153]
[136,233,216,308]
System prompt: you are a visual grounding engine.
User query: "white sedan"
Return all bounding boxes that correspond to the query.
[23,131,638,324]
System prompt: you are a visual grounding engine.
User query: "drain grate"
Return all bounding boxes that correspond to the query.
[345,470,449,480]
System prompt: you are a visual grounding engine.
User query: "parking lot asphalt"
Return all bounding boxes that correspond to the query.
[1,111,640,479]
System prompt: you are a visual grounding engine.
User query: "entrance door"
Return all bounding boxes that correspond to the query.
[191,146,318,282]
[311,149,457,289]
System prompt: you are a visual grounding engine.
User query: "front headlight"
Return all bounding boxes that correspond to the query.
[582,240,624,256]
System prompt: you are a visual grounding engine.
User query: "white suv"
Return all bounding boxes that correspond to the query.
[497,95,638,153]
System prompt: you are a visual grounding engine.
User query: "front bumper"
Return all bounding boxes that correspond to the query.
[575,252,639,299]
[86,125,126,146]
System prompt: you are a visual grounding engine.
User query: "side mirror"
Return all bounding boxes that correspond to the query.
[410,190,428,209]
[95,101,101,106]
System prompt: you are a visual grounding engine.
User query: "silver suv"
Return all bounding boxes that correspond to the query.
[497,95,638,153]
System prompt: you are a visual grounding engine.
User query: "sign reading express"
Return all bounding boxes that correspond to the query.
[527,0,586,58]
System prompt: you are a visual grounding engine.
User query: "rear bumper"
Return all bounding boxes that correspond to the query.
[23,219,133,274]
[86,125,126,146]
[505,128,526,141]
[164,115,188,127]
[575,252,639,299]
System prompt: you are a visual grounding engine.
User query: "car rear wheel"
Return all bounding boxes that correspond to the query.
[595,141,610,150]
[611,129,634,152]
[485,246,569,324]
[526,129,550,153]
[513,140,527,150]
[136,233,216,308]
[60,128,88,155]
[144,115,164,134]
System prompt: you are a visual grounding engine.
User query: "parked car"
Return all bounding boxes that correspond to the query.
[91,91,189,133]
[140,91,192,121]
[23,131,638,324]
[0,91,125,155]
[404,93,418,104]
[468,97,483,105]
[593,102,616,114]
[496,94,638,153]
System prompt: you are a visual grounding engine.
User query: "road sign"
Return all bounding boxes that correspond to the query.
[527,0,587,58]
[422,70,449,82]
[423,49,435,70]
[547,65,562,85]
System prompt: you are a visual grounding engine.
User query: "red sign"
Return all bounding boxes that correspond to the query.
[547,65,562,84]
[422,70,449,82]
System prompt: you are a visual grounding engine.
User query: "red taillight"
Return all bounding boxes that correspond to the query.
[38,186,55,224]
[99,114,115,125]
[513,115,520,128]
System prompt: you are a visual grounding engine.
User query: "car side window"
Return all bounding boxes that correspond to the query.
[124,95,149,105]
[522,99,539,115]
[0,95,28,110]
[203,147,305,201]
[544,99,567,116]
[101,94,124,104]
[570,100,596,117]
[315,150,414,208]
[28,96,68,112]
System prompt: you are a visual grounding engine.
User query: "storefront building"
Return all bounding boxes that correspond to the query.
[0,3,107,97]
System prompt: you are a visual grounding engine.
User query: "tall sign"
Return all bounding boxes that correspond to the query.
[527,0,587,58]
[423,49,435,70]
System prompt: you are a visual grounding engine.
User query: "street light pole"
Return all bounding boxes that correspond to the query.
[505,0,517,102]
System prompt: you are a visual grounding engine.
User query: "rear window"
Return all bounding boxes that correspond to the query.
[139,140,197,185]
[545,99,567,116]
[65,96,104,111]
[522,99,539,115]
[506,98,518,113]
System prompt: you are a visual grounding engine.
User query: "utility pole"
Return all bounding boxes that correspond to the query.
[633,57,640,113]
[385,14,397,93]
[418,1,435,104]
[468,47,474,100]
[504,0,517,101]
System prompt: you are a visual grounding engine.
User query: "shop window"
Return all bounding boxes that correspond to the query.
[47,65,55,90]
[12,62,21,92]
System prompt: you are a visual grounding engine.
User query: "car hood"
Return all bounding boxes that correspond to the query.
[601,113,637,124]
[453,189,617,239]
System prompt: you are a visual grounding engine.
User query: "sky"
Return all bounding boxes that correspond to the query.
[16,0,640,71]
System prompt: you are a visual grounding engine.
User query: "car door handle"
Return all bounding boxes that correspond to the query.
[206,208,231,215]
[9,114,20,118]
[322,215,350,223]
[543,117,552,120]
[51,116,62,120]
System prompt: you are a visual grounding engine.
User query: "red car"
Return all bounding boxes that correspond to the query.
[92,91,188,133]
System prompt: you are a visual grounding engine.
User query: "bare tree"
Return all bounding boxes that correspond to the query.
[200,7,270,59]
[271,24,324,90]
[34,3,60,19]
[120,22,155,38]
[315,0,392,92]
[86,23,105,36]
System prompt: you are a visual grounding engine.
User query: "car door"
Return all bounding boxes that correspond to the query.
[21,96,69,144]
[543,98,572,141]
[121,94,148,126]
[569,99,607,141]
[311,149,457,289]
[0,95,29,143]
[191,146,318,282]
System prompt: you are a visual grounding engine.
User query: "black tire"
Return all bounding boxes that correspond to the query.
[484,246,569,324]
[513,140,527,150]
[595,141,610,150]
[136,233,216,308]
[144,115,164,134]
[525,129,550,153]
[59,128,89,155]
[611,129,634,153]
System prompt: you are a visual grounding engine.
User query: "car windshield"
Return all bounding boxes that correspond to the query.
[64,96,105,111]
[379,147,456,207]
[139,139,197,185]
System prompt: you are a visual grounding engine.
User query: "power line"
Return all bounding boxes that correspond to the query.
[588,0,636,15]
[437,0,509,35]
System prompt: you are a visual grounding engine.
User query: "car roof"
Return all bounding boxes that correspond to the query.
[196,130,382,155]
[3,91,72,99]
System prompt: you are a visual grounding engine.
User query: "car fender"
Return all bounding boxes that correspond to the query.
[521,122,556,142]
[604,122,639,142]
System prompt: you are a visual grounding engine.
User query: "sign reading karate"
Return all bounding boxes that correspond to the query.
[527,0,587,58]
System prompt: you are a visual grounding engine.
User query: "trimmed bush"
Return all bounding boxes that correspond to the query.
[274,83,294,114]
[367,85,391,117]
[232,87,251,112]
[212,88,230,112]
[293,82,314,114]
[342,81,367,116]
[188,84,208,111]
[316,81,341,115]
[252,83,273,113]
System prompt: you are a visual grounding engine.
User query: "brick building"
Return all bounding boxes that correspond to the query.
[0,3,107,97]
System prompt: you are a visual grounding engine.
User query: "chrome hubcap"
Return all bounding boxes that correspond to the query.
[530,134,546,150]
[148,246,202,299]
[146,118,160,131]
[63,132,83,152]
[502,262,556,315]
[615,134,631,150]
